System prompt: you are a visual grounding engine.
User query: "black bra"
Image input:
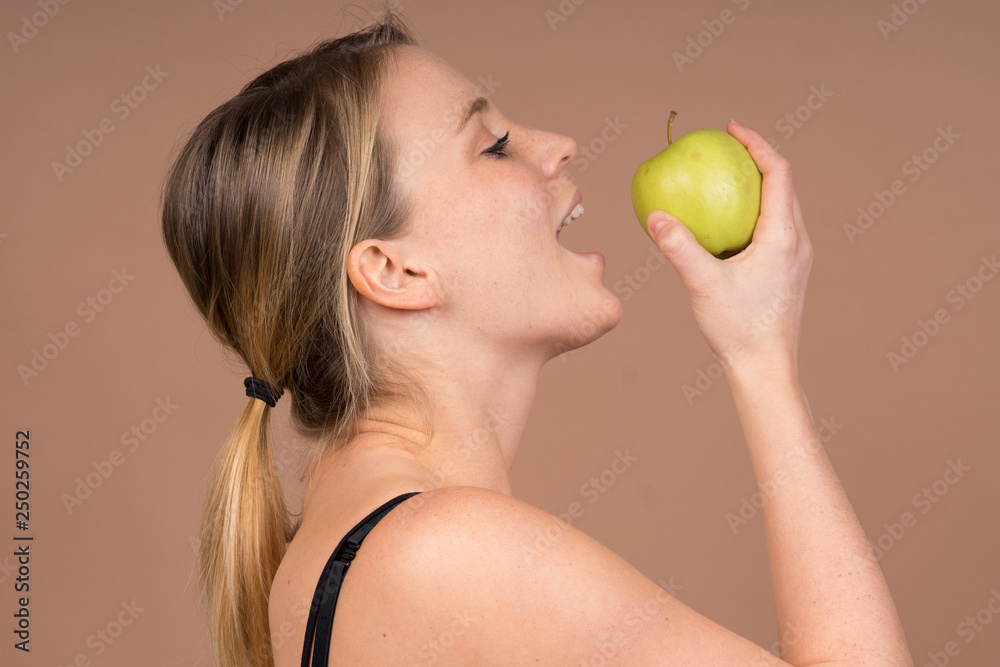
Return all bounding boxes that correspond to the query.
[300,491,423,667]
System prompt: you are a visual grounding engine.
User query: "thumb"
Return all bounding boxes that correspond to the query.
[646,210,718,292]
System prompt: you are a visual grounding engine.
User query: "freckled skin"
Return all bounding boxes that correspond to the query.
[372,45,622,363]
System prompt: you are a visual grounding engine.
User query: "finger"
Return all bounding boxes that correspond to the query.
[792,191,807,240]
[646,210,719,297]
[726,121,796,242]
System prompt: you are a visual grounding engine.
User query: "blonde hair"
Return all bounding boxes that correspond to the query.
[160,9,432,666]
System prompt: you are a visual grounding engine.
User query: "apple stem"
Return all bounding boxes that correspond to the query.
[667,110,678,145]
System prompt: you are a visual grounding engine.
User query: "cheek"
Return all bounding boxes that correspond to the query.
[446,226,548,315]
[415,164,557,299]
[487,170,556,246]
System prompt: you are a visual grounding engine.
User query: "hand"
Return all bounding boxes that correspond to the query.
[645,120,813,375]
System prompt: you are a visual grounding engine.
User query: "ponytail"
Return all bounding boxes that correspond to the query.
[199,397,290,666]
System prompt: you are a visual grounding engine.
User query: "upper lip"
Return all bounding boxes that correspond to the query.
[557,189,583,234]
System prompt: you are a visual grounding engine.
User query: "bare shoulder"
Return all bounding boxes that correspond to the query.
[362,485,792,666]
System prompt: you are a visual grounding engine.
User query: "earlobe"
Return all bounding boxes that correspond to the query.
[347,239,443,310]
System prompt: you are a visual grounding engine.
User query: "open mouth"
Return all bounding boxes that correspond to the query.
[554,201,604,264]
[557,202,584,239]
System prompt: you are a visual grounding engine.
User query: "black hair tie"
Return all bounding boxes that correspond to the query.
[244,376,283,408]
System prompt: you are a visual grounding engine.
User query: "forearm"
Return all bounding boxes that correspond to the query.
[725,360,912,666]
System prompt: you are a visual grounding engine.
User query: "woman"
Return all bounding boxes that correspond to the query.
[161,9,912,667]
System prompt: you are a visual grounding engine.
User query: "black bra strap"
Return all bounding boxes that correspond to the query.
[300,491,423,667]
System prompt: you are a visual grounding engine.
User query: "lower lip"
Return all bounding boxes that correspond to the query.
[576,251,604,264]
[559,241,604,264]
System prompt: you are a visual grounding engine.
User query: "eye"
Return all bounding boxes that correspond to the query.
[483,130,511,159]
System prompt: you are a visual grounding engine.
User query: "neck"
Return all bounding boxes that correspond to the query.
[303,347,546,512]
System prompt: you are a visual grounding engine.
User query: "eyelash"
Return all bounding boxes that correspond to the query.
[483,130,511,159]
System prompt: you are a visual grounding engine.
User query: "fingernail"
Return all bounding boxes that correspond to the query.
[649,215,671,238]
[730,118,742,126]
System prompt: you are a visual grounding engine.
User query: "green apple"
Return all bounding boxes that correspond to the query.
[631,111,762,258]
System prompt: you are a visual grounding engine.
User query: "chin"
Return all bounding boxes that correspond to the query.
[548,292,623,362]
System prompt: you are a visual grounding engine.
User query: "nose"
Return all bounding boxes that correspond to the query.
[540,130,577,180]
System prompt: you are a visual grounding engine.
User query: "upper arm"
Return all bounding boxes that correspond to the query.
[372,485,795,666]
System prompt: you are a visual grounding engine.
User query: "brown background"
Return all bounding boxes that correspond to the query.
[3,0,998,664]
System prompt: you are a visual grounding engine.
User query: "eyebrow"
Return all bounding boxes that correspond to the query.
[455,96,490,136]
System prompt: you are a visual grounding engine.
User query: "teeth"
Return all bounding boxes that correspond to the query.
[559,203,584,231]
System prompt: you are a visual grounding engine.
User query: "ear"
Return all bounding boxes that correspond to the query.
[347,238,443,310]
